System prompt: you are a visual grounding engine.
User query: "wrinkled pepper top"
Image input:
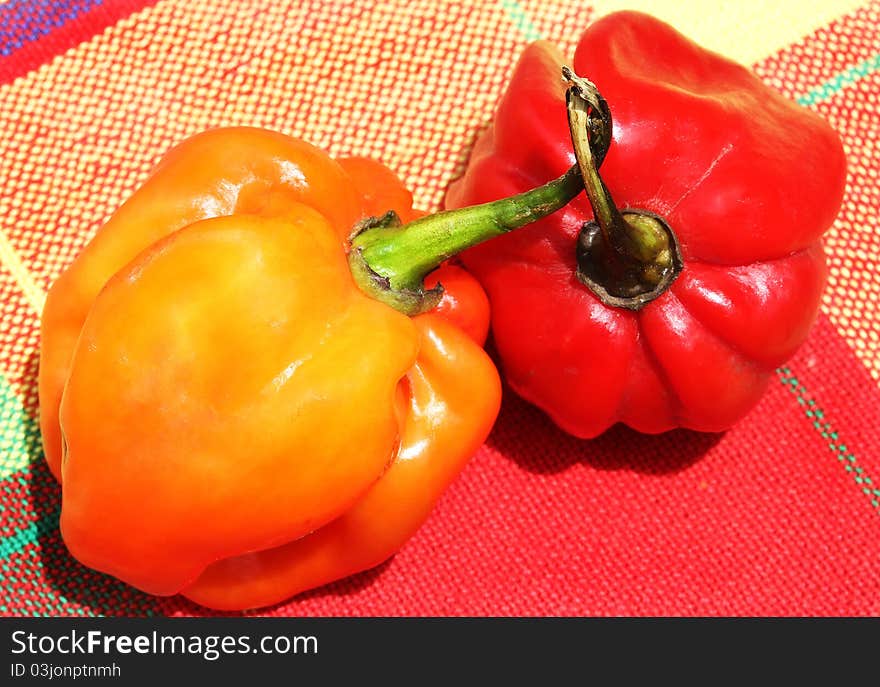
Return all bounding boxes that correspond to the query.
[446,11,846,437]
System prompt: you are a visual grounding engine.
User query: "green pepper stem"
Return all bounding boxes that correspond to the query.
[349,164,582,315]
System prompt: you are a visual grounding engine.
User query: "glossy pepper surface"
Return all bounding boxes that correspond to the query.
[39,128,500,606]
[446,11,846,437]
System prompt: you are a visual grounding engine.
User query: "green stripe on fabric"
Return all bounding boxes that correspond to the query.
[0,378,158,616]
[777,367,880,514]
[0,505,90,617]
[0,372,42,480]
[500,0,543,41]
[0,507,61,558]
[797,53,880,106]
[0,467,156,616]
[0,506,60,558]
[0,567,86,618]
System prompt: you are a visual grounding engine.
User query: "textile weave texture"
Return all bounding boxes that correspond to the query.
[1,0,878,616]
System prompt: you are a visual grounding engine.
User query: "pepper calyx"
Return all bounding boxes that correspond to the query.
[576,211,683,310]
[348,211,443,316]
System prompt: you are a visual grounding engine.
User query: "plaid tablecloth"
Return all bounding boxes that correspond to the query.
[1,0,878,616]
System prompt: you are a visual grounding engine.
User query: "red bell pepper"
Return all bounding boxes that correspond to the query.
[446,11,846,437]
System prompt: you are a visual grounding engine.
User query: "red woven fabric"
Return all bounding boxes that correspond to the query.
[0,0,878,617]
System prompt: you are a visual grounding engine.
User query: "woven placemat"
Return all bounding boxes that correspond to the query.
[1,0,878,616]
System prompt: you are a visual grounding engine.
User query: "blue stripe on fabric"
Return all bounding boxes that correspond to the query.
[0,0,105,57]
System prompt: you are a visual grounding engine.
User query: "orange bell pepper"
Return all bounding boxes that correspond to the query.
[184,312,494,610]
[40,126,581,608]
